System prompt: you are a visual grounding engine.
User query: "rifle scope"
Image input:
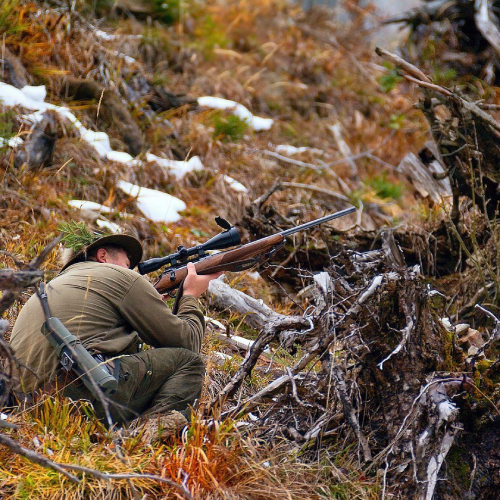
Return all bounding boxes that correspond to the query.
[138,226,241,275]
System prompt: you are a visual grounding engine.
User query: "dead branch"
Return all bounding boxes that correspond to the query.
[375,47,431,83]
[212,314,313,406]
[208,278,309,331]
[0,432,193,498]
[0,432,81,483]
[475,0,500,58]
[470,305,500,362]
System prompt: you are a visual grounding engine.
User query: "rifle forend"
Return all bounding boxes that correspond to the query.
[152,206,356,294]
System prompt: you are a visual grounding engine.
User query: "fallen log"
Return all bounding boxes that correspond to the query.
[59,77,143,155]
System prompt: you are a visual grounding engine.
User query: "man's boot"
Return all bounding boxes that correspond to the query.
[129,410,188,444]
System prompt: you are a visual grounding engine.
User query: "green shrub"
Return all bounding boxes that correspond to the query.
[153,0,181,24]
[0,109,17,140]
[366,173,404,200]
[378,63,403,93]
[212,112,249,142]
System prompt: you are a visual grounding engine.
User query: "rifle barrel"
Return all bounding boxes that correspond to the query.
[279,206,356,237]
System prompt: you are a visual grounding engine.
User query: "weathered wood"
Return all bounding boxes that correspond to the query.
[14,112,57,170]
[398,152,452,204]
[0,270,44,289]
[375,46,432,83]
[60,77,143,155]
[208,278,289,330]
[475,0,500,58]
[329,121,358,179]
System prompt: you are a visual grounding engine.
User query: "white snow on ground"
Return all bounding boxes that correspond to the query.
[95,29,116,41]
[68,200,113,213]
[275,145,324,155]
[96,219,122,233]
[0,83,260,222]
[67,200,132,219]
[198,96,273,131]
[146,153,204,179]
[0,136,23,148]
[0,83,206,181]
[0,82,191,223]
[0,83,138,164]
[117,180,186,223]
[223,175,248,193]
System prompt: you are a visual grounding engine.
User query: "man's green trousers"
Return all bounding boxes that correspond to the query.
[63,347,205,424]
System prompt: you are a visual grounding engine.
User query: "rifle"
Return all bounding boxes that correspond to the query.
[138,206,356,294]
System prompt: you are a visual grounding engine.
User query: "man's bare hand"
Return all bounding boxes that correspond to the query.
[182,262,223,298]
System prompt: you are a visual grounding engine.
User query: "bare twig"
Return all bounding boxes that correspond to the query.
[0,433,81,483]
[375,47,431,83]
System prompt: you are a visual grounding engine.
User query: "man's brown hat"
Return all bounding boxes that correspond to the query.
[59,222,143,271]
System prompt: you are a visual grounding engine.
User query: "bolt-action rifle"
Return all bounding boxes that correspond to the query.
[138,206,356,294]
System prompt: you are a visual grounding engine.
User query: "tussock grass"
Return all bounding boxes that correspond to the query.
[0,0,435,497]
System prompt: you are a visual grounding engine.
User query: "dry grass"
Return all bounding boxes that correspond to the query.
[0,0,434,498]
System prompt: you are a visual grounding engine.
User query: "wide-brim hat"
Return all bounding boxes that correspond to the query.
[61,234,143,271]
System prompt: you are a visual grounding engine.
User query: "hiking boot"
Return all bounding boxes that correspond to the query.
[129,410,188,444]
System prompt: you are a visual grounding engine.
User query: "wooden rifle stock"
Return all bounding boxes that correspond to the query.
[154,233,284,293]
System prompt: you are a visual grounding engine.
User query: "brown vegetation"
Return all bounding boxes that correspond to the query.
[0,1,499,499]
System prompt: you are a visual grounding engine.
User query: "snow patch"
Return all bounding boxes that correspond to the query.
[275,145,323,155]
[147,153,204,179]
[223,175,248,193]
[198,96,273,131]
[0,82,197,225]
[0,136,23,148]
[96,219,122,233]
[95,29,116,41]
[0,83,139,165]
[68,200,112,213]
[117,180,186,223]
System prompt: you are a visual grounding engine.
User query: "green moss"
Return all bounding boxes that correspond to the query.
[0,0,26,36]
[365,173,404,201]
[212,112,249,142]
[378,63,403,93]
[445,446,471,488]
[152,0,181,24]
[0,109,17,146]
[192,14,230,55]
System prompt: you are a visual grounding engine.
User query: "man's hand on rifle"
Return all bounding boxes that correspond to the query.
[182,262,223,298]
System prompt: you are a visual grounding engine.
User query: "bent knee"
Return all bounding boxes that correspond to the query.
[156,347,204,368]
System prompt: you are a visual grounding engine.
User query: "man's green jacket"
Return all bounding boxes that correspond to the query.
[10,261,205,392]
